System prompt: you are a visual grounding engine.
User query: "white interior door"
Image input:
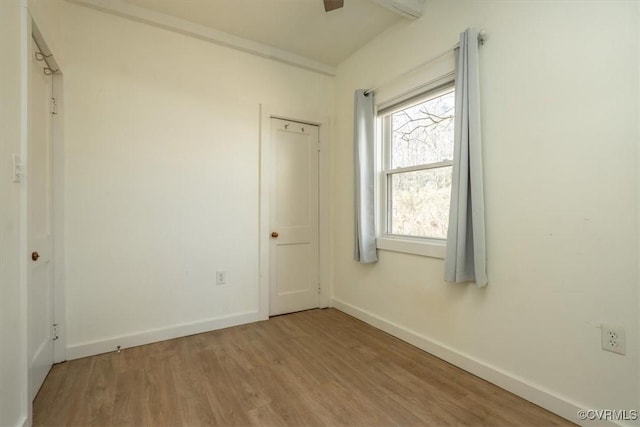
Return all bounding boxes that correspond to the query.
[269,118,319,316]
[28,37,55,400]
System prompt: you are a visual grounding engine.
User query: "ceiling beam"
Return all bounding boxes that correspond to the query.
[67,0,337,77]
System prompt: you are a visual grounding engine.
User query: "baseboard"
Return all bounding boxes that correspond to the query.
[331,298,620,427]
[66,310,266,360]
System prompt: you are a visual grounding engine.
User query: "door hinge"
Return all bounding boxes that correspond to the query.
[318,283,321,295]
[50,97,58,115]
[12,154,22,183]
[317,140,321,152]
[52,323,59,341]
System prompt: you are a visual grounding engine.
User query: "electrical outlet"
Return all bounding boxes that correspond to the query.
[216,271,226,285]
[601,324,626,355]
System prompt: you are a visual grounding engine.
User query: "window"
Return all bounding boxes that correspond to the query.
[377,84,455,257]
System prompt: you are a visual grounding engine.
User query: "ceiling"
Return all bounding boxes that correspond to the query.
[121,0,403,66]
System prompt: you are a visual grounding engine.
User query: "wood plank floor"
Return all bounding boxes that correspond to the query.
[34,308,574,427]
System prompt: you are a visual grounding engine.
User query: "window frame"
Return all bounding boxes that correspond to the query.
[375,81,456,259]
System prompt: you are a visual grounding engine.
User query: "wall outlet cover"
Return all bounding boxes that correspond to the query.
[216,271,226,285]
[601,324,626,355]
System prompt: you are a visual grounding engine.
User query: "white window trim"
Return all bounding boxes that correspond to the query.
[377,235,446,258]
[375,79,455,260]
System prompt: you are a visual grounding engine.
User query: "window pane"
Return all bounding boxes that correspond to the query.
[391,90,455,169]
[389,167,452,239]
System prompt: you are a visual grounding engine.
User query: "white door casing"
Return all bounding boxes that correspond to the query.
[269,118,319,316]
[27,36,55,400]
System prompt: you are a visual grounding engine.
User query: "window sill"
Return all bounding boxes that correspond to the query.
[376,236,446,259]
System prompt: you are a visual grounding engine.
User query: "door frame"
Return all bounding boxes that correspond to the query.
[259,105,331,319]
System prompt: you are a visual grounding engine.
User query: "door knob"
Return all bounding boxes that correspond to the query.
[271,232,279,238]
[31,251,40,261]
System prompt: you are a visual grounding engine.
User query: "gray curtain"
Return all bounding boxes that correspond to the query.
[445,28,488,286]
[353,90,378,263]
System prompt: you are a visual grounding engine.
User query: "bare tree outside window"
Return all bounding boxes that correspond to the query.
[384,88,455,239]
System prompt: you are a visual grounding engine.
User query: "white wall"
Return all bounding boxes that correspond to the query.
[28,0,333,358]
[1,0,29,425]
[332,0,639,422]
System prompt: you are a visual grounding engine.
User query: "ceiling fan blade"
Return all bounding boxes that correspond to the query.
[323,0,344,12]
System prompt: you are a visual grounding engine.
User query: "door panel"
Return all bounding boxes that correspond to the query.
[276,243,311,295]
[28,37,54,400]
[269,119,319,316]
[276,136,310,226]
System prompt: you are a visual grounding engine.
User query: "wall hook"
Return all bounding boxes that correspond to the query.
[35,51,52,62]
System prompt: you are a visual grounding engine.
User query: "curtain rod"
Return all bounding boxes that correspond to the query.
[364,30,486,96]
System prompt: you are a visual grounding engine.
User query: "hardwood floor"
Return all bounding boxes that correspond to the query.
[34,309,574,427]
